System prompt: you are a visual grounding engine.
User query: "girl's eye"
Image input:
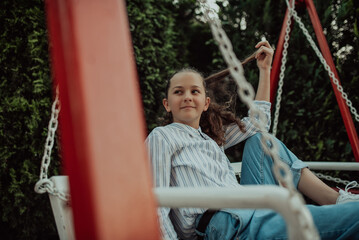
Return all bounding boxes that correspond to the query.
[174,90,182,94]
[192,90,200,94]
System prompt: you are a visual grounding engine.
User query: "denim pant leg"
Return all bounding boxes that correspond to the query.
[240,133,307,188]
[195,211,242,240]
[197,203,359,240]
[239,202,359,240]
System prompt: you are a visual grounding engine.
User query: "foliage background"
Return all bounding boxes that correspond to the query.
[0,0,358,238]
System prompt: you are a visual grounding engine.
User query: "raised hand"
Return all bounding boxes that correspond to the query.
[255,40,274,71]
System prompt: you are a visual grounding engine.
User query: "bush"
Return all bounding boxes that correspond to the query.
[0,0,60,239]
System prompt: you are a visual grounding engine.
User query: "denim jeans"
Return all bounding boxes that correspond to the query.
[195,133,359,240]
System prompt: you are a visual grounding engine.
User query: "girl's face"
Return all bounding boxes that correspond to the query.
[163,72,210,129]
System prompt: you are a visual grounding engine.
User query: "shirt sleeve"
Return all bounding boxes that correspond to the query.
[224,100,271,150]
[145,129,179,240]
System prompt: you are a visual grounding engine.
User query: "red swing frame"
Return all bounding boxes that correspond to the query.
[270,0,359,162]
[45,0,160,239]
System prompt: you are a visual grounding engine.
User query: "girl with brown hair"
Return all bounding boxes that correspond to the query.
[146,40,359,240]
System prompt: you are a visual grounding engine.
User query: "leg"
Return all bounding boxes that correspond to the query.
[242,202,359,240]
[195,211,241,240]
[298,168,339,205]
[240,133,306,187]
[240,133,340,205]
[199,203,359,240]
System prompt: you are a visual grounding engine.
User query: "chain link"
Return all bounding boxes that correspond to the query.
[272,5,293,136]
[314,172,353,186]
[34,86,70,202]
[285,0,359,122]
[199,1,319,239]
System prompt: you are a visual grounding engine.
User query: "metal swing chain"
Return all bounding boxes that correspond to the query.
[272,5,293,136]
[314,172,352,186]
[285,0,359,122]
[273,1,358,186]
[199,1,319,239]
[34,86,69,202]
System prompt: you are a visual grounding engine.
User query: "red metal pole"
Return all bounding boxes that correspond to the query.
[271,0,359,161]
[305,0,359,161]
[45,0,160,239]
[271,1,302,104]
[270,7,293,104]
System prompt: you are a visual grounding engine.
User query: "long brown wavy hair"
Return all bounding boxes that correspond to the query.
[161,68,246,146]
[160,53,257,145]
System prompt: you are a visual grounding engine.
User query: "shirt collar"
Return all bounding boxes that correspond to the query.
[169,123,208,139]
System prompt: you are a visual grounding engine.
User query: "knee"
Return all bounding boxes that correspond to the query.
[243,133,263,158]
[245,133,282,151]
[245,133,262,145]
[243,133,279,160]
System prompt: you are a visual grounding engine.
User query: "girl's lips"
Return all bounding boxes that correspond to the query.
[181,106,195,109]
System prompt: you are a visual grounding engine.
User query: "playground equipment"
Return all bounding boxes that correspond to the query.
[271,0,359,160]
[34,0,359,239]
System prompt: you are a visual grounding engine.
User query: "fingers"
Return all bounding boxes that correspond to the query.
[254,40,274,59]
[255,40,272,49]
[255,46,273,59]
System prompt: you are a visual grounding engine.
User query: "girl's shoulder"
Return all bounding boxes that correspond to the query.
[146,125,185,151]
[148,123,197,142]
[150,124,173,133]
[148,124,179,139]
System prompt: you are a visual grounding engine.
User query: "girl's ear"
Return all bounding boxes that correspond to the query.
[163,98,171,112]
[203,97,211,111]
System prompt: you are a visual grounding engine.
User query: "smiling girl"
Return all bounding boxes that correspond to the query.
[163,71,210,129]
[146,41,359,240]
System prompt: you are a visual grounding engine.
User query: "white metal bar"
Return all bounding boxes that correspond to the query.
[49,176,75,240]
[231,162,242,175]
[231,162,359,175]
[306,161,359,171]
[155,186,314,240]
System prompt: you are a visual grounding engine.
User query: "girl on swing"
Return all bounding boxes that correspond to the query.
[146,40,359,240]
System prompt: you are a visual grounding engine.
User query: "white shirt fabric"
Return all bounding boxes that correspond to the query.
[145,101,271,239]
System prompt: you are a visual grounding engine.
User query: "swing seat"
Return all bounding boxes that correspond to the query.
[49,175,310,240]
[49,161,359,240]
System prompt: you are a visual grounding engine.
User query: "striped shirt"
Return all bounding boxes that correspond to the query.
[146,101,271,240]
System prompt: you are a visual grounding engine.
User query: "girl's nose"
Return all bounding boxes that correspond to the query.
[184,92,192,102]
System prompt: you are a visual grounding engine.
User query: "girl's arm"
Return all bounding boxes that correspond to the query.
[224,101,271,149]
[224,41,274,149]
[254,40,274,101]
[146,130,178,240]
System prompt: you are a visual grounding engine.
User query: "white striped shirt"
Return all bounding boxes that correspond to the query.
[146,101,271,240]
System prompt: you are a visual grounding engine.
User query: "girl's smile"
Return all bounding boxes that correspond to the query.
[180,105,195,109]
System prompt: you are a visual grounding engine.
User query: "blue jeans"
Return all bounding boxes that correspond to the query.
[195,133,359,240]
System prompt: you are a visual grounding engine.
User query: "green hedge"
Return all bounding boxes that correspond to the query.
[0,0,60,239]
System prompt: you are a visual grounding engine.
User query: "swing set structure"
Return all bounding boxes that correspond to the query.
[34,0,359,239]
